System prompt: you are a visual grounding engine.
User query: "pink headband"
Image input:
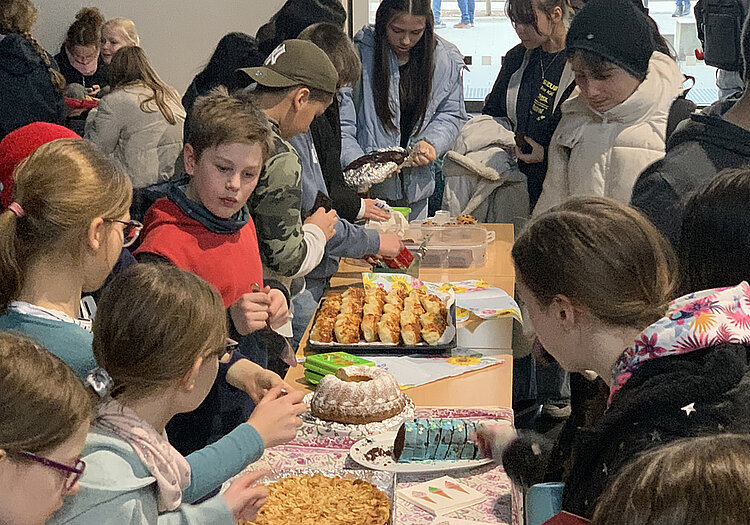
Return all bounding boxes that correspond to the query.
[7,202,24,218]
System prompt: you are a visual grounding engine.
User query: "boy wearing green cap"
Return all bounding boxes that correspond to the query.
[238,39,339,313]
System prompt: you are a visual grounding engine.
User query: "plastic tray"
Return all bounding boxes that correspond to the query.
[403,223,494,268]
[223,468,397,524]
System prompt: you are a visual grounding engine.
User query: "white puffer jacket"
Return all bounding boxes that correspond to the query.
[534,52,683,216]
[85,83,186,189]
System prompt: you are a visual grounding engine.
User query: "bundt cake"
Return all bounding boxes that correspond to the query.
[310,365,407,425]
[393,418,479,462]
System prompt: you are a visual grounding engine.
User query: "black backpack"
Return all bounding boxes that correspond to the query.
[695,0,749,71]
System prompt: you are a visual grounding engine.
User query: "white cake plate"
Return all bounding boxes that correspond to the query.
[349,431,494,473]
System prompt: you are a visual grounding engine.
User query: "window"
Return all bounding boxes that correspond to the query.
[356,0,723,108]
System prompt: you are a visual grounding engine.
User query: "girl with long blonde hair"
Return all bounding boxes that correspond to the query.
[85,46,186,188]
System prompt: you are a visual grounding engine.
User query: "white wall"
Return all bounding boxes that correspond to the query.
[32,0,287,94]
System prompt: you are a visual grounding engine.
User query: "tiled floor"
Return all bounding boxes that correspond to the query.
[369,0,720,106]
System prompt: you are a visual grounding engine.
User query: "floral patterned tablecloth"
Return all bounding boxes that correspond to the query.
[245,407,520,525]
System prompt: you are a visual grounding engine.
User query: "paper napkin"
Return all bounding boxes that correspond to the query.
[399,476,486,515]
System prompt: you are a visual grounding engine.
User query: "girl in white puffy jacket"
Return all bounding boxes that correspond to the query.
[85,46,185,189]
[533,0,684,216]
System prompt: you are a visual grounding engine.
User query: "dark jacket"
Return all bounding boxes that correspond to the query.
[564,342,749,517]
[0,34,65,140]
[505,284,750,519]
[482,43,576,207]
[53,46,109,90]
[309,98,362,222]
[631,94,750,246]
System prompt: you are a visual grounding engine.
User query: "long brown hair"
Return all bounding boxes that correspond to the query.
[512,197,678,328]
[0,0,65,91]
[373,0,434,134]
[108,46,182,125]
[0,139,132,312]
[592,434,750,525]
[63,7,104,50]
[0,332,92,454]
[92,264,227,400]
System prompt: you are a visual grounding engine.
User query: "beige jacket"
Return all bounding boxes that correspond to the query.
[85,83,186,189]
[534,52,684,216]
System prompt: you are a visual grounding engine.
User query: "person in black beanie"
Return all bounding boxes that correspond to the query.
[533,0,683,215]
[256,0,347,58]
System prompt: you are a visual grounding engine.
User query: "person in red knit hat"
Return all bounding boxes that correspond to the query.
[0,122,80,208]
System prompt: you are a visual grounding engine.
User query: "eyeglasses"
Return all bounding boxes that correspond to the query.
[217,338,239,360]
[17,451,86,491]
[104,219,143,247]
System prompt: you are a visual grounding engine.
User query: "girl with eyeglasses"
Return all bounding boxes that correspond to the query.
[53,7,108,96]
[0,331,92,525]
[50,264,272,524]
[0,138,135,377]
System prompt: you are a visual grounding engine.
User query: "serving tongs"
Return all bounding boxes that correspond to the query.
[414,232,432,261]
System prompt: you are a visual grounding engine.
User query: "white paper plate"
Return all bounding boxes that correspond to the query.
[349,431,493,473]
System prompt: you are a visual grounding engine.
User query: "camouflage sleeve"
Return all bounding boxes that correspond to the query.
[250,150,308,277]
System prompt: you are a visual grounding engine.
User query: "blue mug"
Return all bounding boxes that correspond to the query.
[526,482,565,525]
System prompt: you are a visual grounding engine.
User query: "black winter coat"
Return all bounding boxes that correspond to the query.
[0,35,65,140]
[562,342,750,518]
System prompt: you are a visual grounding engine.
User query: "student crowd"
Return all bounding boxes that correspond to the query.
[2,0,750,523]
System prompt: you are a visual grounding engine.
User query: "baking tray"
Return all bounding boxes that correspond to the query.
[307,299,458,355]
[237,468,397,525]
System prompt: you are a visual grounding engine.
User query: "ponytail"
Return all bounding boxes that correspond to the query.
[0,140,132,312]
[0,209,22,313]
[0,0,64,91]
[64,7,105,50]
[23,32,66,91]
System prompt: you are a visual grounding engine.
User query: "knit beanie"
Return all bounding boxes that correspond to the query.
[0,122,80,208]
[566,0,656,81]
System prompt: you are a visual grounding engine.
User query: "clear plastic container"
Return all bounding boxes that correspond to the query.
[403,222,495,268]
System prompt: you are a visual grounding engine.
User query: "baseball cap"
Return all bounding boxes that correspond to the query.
[237,39,339,94]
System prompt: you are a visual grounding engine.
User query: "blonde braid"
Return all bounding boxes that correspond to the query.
[22,32,66,91]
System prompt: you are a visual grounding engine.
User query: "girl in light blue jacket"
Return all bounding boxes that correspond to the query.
[339,0,467,219]
[49,265,304,524]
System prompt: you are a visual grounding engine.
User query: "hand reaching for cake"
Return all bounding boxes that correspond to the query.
[223,469,269,521]
[226,358,289,404]
[247,384,307,448]
[473,422,518,462]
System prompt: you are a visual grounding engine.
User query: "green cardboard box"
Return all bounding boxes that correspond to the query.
[304,351,375,378]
